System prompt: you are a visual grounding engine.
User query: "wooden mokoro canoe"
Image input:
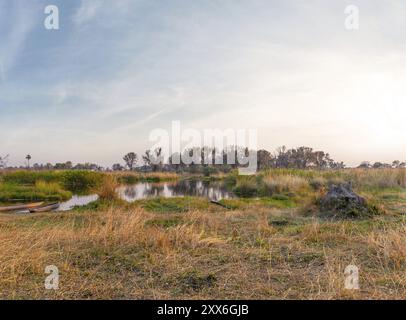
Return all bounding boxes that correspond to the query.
[0,202,44,212]
[29,202,60,213]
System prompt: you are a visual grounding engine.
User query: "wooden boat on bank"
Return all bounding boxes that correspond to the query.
[29,202,60,213]
[0,202,44,213]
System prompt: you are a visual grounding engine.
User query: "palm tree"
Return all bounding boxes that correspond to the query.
[26,155,32,168]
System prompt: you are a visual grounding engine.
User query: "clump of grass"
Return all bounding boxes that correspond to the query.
[62,171,103,192]
[95,175,119,201]
[35,181,65,195]
[232,179,258,197]
[263,174,309,195]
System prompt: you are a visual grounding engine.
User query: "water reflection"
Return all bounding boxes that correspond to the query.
[118,181,234,202]
[59,194,99,211]
[58,181,234,211]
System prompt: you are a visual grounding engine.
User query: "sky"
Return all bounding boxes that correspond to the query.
[0,0,406,167]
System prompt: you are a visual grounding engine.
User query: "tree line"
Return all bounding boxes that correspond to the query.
[1,146,405,172]
[357,160,406,169]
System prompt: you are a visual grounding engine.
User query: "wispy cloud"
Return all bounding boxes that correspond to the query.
[73,0,104,26]
[1,0,406,166]
[0,1,36,83]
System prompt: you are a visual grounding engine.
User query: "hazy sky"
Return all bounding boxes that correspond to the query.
[1,0,405,167]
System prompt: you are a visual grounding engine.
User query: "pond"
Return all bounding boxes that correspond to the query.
[58,180,234,211]
[118,180,233,202]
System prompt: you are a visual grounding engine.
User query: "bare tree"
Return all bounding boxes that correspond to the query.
[123,152,138,170]
[143,148,163,172]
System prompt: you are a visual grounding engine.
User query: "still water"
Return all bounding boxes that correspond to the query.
[58,194,99,211]
[118,180,233,202]
[59,180,234,211]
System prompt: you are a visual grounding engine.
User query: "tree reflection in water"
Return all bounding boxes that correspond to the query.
[117,180,234,202]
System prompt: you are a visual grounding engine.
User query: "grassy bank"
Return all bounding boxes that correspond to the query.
[114,172,179,184]
[0,199,404,299]
[227,168,406,196]
[0,170,104,202]
[0,170,103,192]
[0,181,72,202]
[0,170,179,203]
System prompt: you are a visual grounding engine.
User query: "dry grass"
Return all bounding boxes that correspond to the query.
[263,174,310,195]
[365,225,406,270]
[0,202,404,299]
[95,175,119,201]
[347,168,406,189]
